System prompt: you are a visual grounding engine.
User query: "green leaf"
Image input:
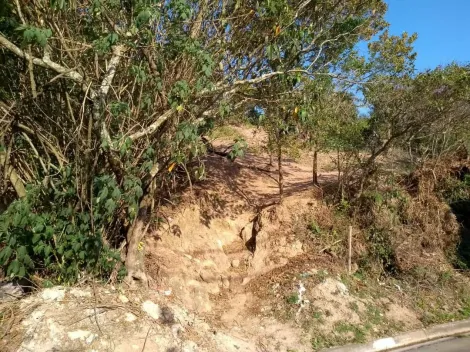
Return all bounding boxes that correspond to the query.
[33,223,44,233]
[8,236,16,247]
[112,187,121,199]
[7,260,19,276]
[72,242,81,252]
[23,254,33,268]
[0,246,12,264]
[99,187,108,200]
[65,250,74,259]
[17,246,27,260]
[18,265,26,278]
[32,233,41,244]
[44,246,51,257]
[136,9,151,28]
[105,199,116,214]
[108,32,119,45]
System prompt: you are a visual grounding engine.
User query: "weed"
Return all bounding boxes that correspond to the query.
[311,335,332,351]
[335,322,367,343]
[286,293,299,304]
[337,199,351,213]
[437,270,453,286]
[349,302,360,313]
[365,305,383,325]
[308,221,322,235]
[312,310,324,322]
[359,227,398,275]
[315,270,329,282]
[0,172,131,283]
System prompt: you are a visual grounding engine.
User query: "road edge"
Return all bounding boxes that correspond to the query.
[322,318,470,352]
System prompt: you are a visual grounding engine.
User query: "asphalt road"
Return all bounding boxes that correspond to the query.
[399,336,470,351]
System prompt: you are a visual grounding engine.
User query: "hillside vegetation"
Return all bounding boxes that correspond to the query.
[1,1,470,351]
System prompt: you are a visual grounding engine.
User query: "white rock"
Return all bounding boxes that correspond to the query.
[68,330,92,341]
[231,259,240,268]
[86,333,97,344]
[183,340,199,352]
[125,313,137,322]
[171,323,183,338]
[0,282,24,301]
[69,288,92,298]
[142,300,161,319]
[30,310,45,322]
[336,281,348,295]
[119,294,129,303]
[41,287,66,302]
[242,277,251,286]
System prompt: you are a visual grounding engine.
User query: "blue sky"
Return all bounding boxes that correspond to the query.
[385,0,470,71]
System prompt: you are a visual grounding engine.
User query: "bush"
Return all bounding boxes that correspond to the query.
[360,227,398,275]
[0,169,133,283]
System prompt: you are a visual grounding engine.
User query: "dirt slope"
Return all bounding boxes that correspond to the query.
[139,126,422,351]
[5,125,458,352]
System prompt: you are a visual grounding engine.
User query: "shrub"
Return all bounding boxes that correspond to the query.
[0,169,132,283]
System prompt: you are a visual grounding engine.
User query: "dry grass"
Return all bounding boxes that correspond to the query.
[0,300,39,352]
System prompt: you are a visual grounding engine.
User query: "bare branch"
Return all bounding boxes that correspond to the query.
[0,150,26,198]
[127,109,173,141]
[99,45,125,97]
[94,45,126,147]
[0,34,85,86]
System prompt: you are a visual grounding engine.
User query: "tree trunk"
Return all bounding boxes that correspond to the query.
[268,133,273,166]
[277,142,283,198]
[336,150,344,201]
[125,195,151,286]
[312,148,318,186]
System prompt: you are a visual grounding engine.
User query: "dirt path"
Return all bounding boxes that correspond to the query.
[143,126,342,351]
[202,146,337,208]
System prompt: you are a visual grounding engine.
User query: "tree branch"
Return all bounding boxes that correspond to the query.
[93,45,125,147]
[127,109,173,141]
[0,150,26,198]
[0,34,85,86]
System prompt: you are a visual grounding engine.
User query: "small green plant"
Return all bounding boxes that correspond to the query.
[335,322,367,343]
[313,310,324,322]
[316,269,329,282]
[365,305,384,325]
[337,199,351,213]
[228,138,248,161]
[360,227,398,275]
[286,293,299,304]
[308,221,322,235]
[311,333,337,351]
[349,302,360,313]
